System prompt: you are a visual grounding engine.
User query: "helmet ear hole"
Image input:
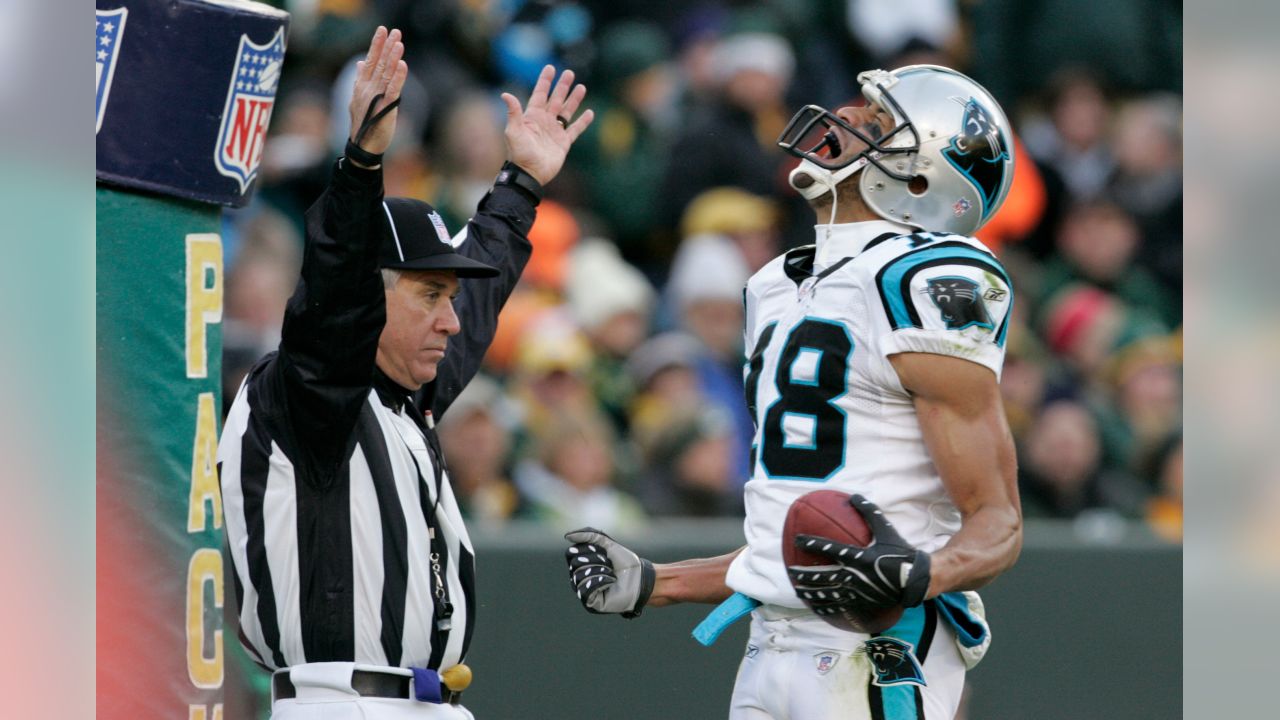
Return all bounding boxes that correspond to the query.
[907,175,929,196]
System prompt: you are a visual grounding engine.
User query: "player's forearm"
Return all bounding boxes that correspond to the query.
[926,504,1022,598]
[648,547,745,607]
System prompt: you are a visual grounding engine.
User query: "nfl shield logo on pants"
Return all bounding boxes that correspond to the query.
[814,652,838,675]
[214,27,286,195]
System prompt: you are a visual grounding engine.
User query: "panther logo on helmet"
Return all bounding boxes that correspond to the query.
[941,98,1011,222]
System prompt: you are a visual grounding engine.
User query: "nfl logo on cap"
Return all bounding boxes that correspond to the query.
[214,27,286,194]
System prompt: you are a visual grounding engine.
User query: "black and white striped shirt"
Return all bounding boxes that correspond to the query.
[218,158,536,671]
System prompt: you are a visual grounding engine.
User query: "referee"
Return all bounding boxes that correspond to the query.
[218,27,593,719]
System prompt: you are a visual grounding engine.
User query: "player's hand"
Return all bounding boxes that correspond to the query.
[500,66,594,185]
[347,26,408,159]
[786,494,932,611]
[564,527,654,618]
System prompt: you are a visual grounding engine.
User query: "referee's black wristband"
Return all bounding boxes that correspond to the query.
[344,138,383,169]
[493,161,543,204]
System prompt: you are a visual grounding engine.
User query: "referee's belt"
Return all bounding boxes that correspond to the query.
[273,667,466,704]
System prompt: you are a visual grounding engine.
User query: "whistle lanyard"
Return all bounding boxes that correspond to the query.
[389,407,455,635]
[423,421,454,631]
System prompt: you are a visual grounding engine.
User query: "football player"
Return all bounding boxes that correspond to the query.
[565,65,1022,719]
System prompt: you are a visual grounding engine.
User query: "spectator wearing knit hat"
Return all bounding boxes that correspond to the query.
[665,233,749,361]
[680,186,781,273]
[508,310,600,431]
[844,0,962,67]
[1092,334,1183,480]
[662,235,756,486]
[565,239,657,433]
[1037,284,1165,388]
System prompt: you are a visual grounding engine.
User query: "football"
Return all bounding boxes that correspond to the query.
[782,489,903,633]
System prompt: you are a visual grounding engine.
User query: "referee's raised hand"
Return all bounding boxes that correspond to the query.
[500,65,594,186]
[347,26,408,164]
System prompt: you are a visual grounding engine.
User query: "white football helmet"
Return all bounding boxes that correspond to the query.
[777,65,1015,236]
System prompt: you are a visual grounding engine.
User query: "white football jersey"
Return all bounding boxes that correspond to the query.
[725,220,1014,608]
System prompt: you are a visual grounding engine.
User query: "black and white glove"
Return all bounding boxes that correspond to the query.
[786,494,932,611]
[564,528,655,619]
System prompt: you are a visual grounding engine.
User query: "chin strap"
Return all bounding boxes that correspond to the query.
[789,156,868,198]
[790,157,863,245]
[825,187,838,243]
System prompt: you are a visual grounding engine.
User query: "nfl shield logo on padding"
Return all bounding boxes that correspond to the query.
[96,7,128,134]
[814,652,838,675]
[215,27,286,194]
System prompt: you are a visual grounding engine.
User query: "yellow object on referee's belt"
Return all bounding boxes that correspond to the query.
[441,664,472,692]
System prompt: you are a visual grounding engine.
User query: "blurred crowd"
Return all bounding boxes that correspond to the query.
[223,0,1182,542]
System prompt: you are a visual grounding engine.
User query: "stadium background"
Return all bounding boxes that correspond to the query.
[95,0,1182,718]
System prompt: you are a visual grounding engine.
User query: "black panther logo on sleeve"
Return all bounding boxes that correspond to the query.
[923,276,994,331]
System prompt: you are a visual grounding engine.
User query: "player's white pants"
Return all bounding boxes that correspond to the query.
[270,663,475,720]
[729,604,965,720]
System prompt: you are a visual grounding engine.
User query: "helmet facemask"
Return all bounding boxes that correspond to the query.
[777,75,920,202]
[777,66,1015,236]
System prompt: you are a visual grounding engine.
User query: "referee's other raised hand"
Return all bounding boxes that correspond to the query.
[499,65,595,186]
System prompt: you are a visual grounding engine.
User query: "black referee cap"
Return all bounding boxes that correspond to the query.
[379,197,500,278]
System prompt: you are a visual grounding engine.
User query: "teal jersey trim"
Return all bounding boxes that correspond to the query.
[881,682,921,720]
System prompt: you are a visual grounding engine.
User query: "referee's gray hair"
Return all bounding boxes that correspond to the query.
[381,268,402,289]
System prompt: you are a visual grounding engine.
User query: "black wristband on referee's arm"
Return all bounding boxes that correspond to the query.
[344,138,383,169]
[493,161,543,205]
